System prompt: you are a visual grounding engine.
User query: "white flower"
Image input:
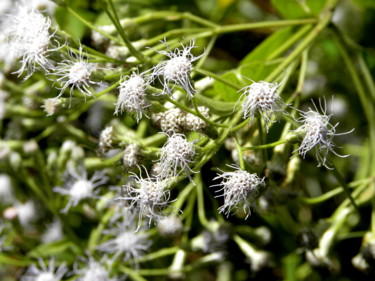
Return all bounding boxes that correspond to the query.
[293,99,353,169]
[157,215,183,238]
[21,258,67,281]
[239,80,286,130]
[118,168,173,226]
[115,73,150,121]
[211,165,265,219]
[53,167,108,213]
[97,211,151,263]
[157,133,196,181]
[52,46,99,100]
[74,256,115,281]
[0,173,15,204]
[15,200,38,226]
[41,220,63,243]
[151,38,204,98]
[5,6,57,77]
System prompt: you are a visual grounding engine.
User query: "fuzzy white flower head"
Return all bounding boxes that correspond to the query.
[293,98,353,169]
[97,211,151,264]
[74,256,115,281]
[6,6,56,77]
[151,38,204,98]
[53,167,108,213]
[157,133,196,181]
[118,167,173,226]
[115,72,150,121]
[21,258,67,281]
[212,165,265,219]
[52,46,99,100]
[239,80,286,130]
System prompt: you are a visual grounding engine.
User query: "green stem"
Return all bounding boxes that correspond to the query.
[195,68,242,90]
[241,139,287,150]
[234,137,245,170]
[196,174,210,228]
[330,160,360,214]
[214,18,316,35]
[102,0,149,64]
[265,1,338,82]
[257,118,268,162]
[66,7,124,46]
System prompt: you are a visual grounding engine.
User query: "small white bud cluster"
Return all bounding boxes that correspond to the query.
[115,73,150,122]
[152,106,209,133]
[123,143,141,168]
[157,133,196,180]
[157,215,183,238]
[151,38,204,98]
[21,258,67,281]
[53,168,108,213]
[98,126,115,155]
[212,165,265,219]
[240,81,285,130]
[293,99,352,169]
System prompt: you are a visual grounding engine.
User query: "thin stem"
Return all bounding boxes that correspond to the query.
[196,174,210,228]
[66,7,124,46]
[265,3,338,82]
[234,137,245,170]
[257,118,268,161]
[195,68,242,90]
[242,139,287,150]
[330,160,360,214]
[102,0,150,64]
[301,178,371,204]
[214,18,317,35]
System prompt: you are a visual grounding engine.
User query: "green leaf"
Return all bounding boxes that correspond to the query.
[271,0,327,19]
[351,0,375,9]
[241,27,294,64]
[55,7,93,39]
[195,93,235,114]
[27,239,77,258]
[213,71,242,102]
[0,254,31,266]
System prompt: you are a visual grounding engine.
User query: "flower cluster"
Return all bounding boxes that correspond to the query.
[97,210,151,263]
[151,38,204,98]
[5,6,56,77]
[293,99,352,168]
[21,258,67,281]
[152,106,210,133]
[212,165,265,219]
[156,133,196,180]
[239,80,285,130]
[115,73,150,121]
[118,169,173,226]
[53,167,108,213]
